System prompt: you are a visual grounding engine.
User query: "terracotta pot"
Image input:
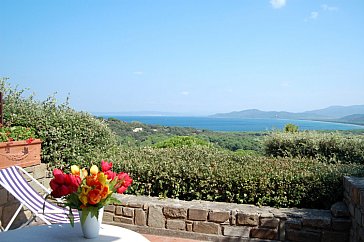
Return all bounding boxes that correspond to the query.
[0,139,42,169]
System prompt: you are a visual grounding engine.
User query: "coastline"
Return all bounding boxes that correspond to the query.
[101,115,364,132]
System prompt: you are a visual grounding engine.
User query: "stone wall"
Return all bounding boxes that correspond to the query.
[104,195,351,242]
[0,167,357,241]
[343,176,364,242]
[0,163,49,230]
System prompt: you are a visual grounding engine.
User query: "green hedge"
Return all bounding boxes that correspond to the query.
[264,131,364,164]
[103,146,364,208]
[0,80,117,168]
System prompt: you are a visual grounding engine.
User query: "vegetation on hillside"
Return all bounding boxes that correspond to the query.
[104,117,265,153]
[2,78,364,209]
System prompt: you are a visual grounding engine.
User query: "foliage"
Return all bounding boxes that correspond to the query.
[199,132,265,152]
[104,117,265,153]
[284,123,299,133]
[154,136,212,148]
[0,80,118,168]
[0,126,36,142]
[100,146,364,209]
[264,131,364,163]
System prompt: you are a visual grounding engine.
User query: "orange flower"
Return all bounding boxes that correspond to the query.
[87,189,102,205]
[100,185,110,199]
[86,176,100,187]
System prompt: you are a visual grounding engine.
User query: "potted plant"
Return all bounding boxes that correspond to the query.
[0,125,42,169]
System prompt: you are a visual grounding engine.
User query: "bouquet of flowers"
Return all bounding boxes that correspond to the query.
[48,160,132,225]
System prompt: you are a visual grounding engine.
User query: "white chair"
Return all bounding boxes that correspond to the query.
[0,166,80,231]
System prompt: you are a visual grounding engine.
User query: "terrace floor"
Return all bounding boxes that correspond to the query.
[143,234,207,242]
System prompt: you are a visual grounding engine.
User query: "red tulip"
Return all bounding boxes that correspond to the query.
[101,160,113,172]
[49,169,81,198]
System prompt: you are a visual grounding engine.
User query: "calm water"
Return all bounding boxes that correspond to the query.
[102,116,364,132]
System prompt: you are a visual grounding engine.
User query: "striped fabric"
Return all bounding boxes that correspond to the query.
[0,166,80,226]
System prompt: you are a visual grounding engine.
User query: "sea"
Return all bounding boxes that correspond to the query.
[101,116,364,132]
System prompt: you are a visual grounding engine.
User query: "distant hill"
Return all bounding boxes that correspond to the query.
[211,105,364,120]
[339,114,364,125]
[303,105,364,119]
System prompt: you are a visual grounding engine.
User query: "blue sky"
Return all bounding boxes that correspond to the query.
[1,0,363,115]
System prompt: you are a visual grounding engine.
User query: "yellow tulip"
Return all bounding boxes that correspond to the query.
[81,168,88,178]
[79,193,88,206]
[90,165,99,175]
[97,172,108,185]
[71,165,80,176]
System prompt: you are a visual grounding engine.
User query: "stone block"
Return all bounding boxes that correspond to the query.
[260,218,279,229]
[42,178,51,189]
[123,207,134,218]
[193,221,220,235]
[331,202,350,218]
[332,218,351,231]
[222,226,250,237]
[360,191,364,209]
[250,228,278,240]
[279,220,286,241]
[24,166,35,174]
[30,181,44,194]
[186,222,193,231]
[166,219,186,230]
[33,165,46,179]
[7,192,18,203]
[285,229,321,242]
[114,216,133,224]
[104,204,115,213]
[359,228,364,241]
[208,211,230,223]
[231,210,236,225]
[147,205,165,228]
[103,212,114,222]
[285,219,302,230]
[236,213,258,226]
[135,208,146,226]
[0,206,3,221]
[163,206,187,219]
[260,212,274,218]
[302,216,331,229]
[322,231,349,242]
[0,188,7,205]
[1,203,23,228]
[349,203,355,217]
[352,186,360,205]
[188,208,208,221]
[127,202,143,208]
[115,206,122,215]
[355,207,362,226]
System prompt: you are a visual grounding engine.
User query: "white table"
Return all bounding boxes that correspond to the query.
[0,223,150,242]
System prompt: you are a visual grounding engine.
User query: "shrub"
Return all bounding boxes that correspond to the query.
[154,136,212,148]
[0,79,117,168]
[101,146,364,208]
[284,123,299,133]
[264,131,364,164]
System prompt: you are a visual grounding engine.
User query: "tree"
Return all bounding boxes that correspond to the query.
[284,123,299,133]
